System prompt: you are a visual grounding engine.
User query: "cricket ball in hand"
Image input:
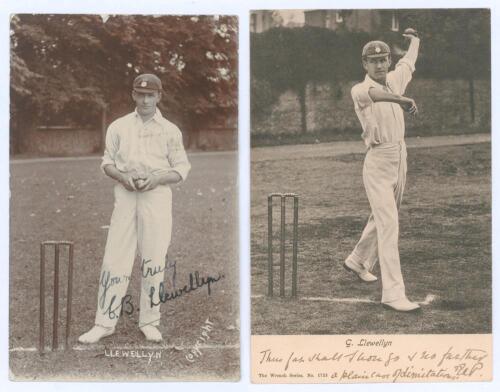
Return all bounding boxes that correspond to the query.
[134,178,146,189]
[404,28,418,38]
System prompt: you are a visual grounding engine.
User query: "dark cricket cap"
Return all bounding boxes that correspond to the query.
[362,41,391,58]
[133,74,162,93]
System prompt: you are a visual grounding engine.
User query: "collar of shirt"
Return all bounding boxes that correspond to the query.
[133,108,164,125]
[364,74,389,90]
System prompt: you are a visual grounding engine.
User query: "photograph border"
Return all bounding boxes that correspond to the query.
[1,0,499,391]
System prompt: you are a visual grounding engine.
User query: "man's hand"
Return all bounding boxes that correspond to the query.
[403,27,419,40]
[400,97,418,116]
[136,173,160,192]
[120,173,138,192]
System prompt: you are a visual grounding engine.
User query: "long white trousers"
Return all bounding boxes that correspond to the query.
[95,184,172,328]
[348,142,407,303]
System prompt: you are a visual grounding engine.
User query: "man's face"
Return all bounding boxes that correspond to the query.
[363,55,391,84]
[132,90,161,117]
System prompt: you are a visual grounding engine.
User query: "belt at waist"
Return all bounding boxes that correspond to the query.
[367,141,406,159]
[370,140,405,149]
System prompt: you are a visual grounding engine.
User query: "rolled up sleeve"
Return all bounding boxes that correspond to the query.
[101,124,118,172]
[390,58,415,95]
[391,38,419,94]
[167,127,191,181]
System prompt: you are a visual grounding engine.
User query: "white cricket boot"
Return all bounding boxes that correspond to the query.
[78,325,115,344]
[140,325,163,342]
[343,257,378,283]
[382,298,421,313]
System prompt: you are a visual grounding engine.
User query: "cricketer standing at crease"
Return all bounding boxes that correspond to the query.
[343,29,421,313]
[78,73,191,343]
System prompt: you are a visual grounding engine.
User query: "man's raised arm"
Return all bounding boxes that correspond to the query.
[391,28,421,94]
[402,28,420,68]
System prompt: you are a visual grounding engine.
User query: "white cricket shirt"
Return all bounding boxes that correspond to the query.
[351,57,416,148]
[101,108,191,180]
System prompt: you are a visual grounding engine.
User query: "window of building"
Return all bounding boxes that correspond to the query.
[324,11,330,28]
[391,12,399,31]
[250,13,257,33]
[336,12,343,23]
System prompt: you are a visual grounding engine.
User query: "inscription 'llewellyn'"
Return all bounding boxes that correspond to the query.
[104,349,161,364]
[345,338,393,348]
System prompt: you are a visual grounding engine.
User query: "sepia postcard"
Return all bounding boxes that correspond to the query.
[250,8,492,383]
[9,13,239,381]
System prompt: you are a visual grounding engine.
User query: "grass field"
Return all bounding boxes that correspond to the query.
[9,152,239,381]
[251,141,491,335]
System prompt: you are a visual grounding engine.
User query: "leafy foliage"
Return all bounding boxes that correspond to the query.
[398,9,490,79]
[251,26,369,132]
[11,14,237,131]
[250,78,279,122]
[251,10,490,129]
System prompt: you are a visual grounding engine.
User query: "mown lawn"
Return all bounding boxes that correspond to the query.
[10,152,239,380]
[251,143,491,335]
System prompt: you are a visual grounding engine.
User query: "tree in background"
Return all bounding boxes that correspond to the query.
[10,14,238,152]
[251,26,368,133]
[250,10,490,135]
[397,9,490,122]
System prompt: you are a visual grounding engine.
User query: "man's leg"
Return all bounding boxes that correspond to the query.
[343,153,380,282]
[365,144,418,311]
[137,185,173,333]
[79,185,138,343]
[94,184,138,327]
[363,146,406,303]
[394,144,407,211]
[349,143,407,275]
[347,213,378,272]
